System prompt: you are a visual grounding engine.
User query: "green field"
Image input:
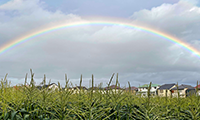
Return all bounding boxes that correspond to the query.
[0,71,200,120]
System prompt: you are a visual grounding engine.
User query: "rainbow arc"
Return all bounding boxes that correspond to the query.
[0,21,200,59]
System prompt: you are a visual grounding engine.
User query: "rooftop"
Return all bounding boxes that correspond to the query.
[195,84,200,88]
[171,84,194,90]
[158,83,176,90]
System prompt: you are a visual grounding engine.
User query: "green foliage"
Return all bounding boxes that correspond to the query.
[0,70,199,119]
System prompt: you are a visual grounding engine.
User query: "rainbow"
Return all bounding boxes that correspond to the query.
[0,21,200,58]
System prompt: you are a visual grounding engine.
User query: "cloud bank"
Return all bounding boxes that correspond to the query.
[0,0,200,87]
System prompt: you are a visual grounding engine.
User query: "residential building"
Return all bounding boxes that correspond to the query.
[194,84,200,96]
[171,84,195,98]
[47,83,59,90]
[138,84,160,96]
[37,83,59,90]
[157,83,176,97]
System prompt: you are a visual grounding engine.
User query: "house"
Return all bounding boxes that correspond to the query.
[37,83,59,90]
[195,84,200,96]
[137,84,160,96]
[47,83,59,90]
[125,86,138,95]
[171,84,195,98]
[157,83,176,97]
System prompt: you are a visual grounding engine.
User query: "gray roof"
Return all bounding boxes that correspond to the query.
[158,83,176,90]
[36,83,58,90]
[171,84,195,90]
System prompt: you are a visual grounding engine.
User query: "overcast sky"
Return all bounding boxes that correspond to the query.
[0,0,200,87]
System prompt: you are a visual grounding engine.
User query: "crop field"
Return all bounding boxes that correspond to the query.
[0,71,200,120]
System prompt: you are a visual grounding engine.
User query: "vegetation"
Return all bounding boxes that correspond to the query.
[0,70,200,120]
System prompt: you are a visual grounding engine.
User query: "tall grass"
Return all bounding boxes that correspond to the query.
[0,70,199,119]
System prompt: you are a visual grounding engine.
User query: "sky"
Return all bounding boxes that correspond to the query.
[0,0,200,88]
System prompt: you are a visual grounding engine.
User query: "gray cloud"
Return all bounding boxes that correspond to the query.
[0,0,200,87]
